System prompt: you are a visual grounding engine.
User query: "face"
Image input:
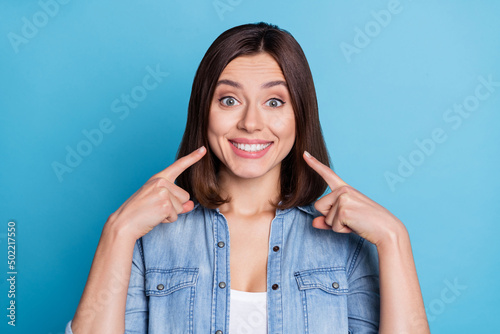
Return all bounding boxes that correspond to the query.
[207,52,296,180]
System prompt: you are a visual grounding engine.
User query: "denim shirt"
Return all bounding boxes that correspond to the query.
[65,202,379,334]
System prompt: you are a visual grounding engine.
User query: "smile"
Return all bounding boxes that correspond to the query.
[230,141,272,152]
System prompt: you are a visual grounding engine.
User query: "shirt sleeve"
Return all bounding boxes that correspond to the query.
[124,237,149,333]
[65,319,74,334]
[346,237,380,333]
[64,239,148,333]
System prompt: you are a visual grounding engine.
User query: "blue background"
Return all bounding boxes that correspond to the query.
[1,0,499,333]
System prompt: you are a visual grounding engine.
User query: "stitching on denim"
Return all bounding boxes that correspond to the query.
[295,267,346,274]
[146,280,197,295]
[188,285,196,333]
[145,268,199,296]
[211,209,221,332]
[347,237,364,279]
[302,289,309,334]
[210,210,217,332]
[225,214,231,332]
[278,216,285,333]
[294,268,349,294]
[146,267,198,274]
[137,237,146,276]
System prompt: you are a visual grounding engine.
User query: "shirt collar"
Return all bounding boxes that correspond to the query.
[296,203,319,216]
[196,201,320,218]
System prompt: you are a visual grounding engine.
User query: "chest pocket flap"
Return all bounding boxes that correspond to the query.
[294,267,349,294]
[145,268,199,296]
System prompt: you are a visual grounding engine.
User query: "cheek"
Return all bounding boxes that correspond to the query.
[207,127,221,154]
[270,114,296,144]
[209,123,226,139]
[207,112,231,153]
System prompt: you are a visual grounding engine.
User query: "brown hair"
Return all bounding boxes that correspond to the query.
[175,22,331,209]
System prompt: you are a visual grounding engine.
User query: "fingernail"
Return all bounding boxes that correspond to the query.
[198,146,206,153]
[304,151,311,158]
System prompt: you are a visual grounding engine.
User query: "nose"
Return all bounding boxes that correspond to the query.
[237,102,264,133]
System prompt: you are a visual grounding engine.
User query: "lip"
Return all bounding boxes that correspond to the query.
[229,138,273,144]
[228,139,273,159]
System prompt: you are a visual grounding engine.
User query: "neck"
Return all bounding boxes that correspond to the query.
[217,165,281,217]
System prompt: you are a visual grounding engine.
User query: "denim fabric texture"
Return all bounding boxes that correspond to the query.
[66,202,380,333]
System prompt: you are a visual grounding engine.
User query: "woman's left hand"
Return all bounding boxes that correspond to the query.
[303,151,406,247]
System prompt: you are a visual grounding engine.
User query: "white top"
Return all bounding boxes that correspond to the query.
[229,289,268,334]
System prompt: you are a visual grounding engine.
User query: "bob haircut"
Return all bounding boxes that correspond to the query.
[176,22,331,210]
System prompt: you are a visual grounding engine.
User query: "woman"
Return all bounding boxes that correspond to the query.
[66,22,429,333]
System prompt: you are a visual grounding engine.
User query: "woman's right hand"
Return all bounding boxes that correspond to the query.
[105,146,206,240]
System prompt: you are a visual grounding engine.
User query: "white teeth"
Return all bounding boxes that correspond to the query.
[231,141,271,152]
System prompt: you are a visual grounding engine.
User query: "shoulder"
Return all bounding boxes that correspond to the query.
[141,202,212,243]
[137,202,216,266]
[296,202,323,219]
[289,203,378,273]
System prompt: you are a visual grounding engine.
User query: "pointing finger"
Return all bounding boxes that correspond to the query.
[303,151,347,190]
[156,146,206,182]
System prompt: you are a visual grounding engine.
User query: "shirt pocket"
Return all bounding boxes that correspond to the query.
[294,267,349,334]
[145,268,199,334]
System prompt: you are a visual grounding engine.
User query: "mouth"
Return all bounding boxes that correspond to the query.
[229,140,272,153]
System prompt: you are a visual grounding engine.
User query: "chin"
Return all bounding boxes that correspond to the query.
[232,169,267,179]
[223,163,270,179]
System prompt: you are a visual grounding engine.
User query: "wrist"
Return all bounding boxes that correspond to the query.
[375,218,409,251]
[103,215,139,244]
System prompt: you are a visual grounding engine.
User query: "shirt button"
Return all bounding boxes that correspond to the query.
[219,282,226,289]
[272,284,279,290]
[273,246,280,252]
[217,241,225,248]
[215,331,223,334]
[332,282,340,289]
[157,284,164,290]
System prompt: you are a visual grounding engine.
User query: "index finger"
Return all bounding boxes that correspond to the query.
[303,151,348,190]
[156,146,206,181]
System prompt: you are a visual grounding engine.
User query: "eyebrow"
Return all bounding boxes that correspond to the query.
[262,80,287,89]
[215,79,287,89]
[216,79,241,88]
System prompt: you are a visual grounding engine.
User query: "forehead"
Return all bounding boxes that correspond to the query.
[219,53,286,82]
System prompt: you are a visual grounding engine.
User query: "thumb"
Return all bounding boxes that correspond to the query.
[312,216,353,233]
[181,200,195,214]
[312,216,331,230]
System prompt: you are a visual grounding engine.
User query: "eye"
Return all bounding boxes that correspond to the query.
[265,98,285,108]
[219,96,240,107]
